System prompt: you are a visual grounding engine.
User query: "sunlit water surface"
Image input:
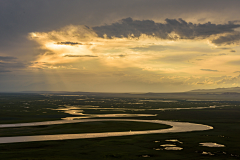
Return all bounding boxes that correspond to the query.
[52,105,226,120]
[0,119,213,144]
[164,147,183,150]
[199,142,225,147]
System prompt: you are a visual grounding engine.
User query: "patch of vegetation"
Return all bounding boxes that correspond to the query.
[0,93,240,159]
[0,121,170,137]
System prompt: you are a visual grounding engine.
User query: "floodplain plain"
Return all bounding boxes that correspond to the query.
[0,93,240,159]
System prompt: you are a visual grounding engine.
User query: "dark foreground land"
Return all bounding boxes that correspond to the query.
[0,93,240,160]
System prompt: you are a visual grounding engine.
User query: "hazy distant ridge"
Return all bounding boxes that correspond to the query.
[188,87,240,93]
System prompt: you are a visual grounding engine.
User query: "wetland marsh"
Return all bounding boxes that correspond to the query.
[0,93,240,159]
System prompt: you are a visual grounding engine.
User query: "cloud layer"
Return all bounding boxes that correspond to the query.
[93,18,240,45]
[56,42,83,46]
[0,56,25,72]
[212,32,240,45]
[1,1,240,92]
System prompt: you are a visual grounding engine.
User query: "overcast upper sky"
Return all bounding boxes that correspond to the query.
[1,0,240,92]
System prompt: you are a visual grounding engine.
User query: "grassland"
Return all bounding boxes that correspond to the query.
[0,93,240,159]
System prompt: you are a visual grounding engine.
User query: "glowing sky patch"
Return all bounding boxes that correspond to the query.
[25,19,240,91]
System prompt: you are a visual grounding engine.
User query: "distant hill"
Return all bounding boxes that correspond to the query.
[188,87,240,94]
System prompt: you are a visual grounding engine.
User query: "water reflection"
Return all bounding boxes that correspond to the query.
[199,142,225,147]
[202,151,214,155]
[142,155,150,158]
[164,147,183,150]
[160,144,176,147]
[165,139,183,144]
[62,114,157,120]
[0,119,213,144]
[52,105,226,116]
[139,100,177,102]
[154,148,163,150]
[54,105,157,119]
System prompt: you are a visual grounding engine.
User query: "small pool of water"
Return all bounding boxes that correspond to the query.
[160,144,176,147]
[165,139,183,143]
[164,147,183,150]
[142,155,150,158]
[202,151,214,155]
[199,142,225,147]
[154,148,163,150]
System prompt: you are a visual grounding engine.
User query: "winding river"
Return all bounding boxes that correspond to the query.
[0,119,213,144]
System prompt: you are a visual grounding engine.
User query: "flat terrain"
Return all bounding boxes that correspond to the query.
[0,93,240,159]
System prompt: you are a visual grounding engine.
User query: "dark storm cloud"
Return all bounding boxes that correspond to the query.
[56,42,82,46]
[1,0,240,59]
[0,56,26,73]
[0,56,17,61]
[201,69,219,72]
[92,18,240,40]
[64,55,98,57]
[212,32,240,45]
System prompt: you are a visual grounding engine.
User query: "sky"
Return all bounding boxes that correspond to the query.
[1,0,240,92]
